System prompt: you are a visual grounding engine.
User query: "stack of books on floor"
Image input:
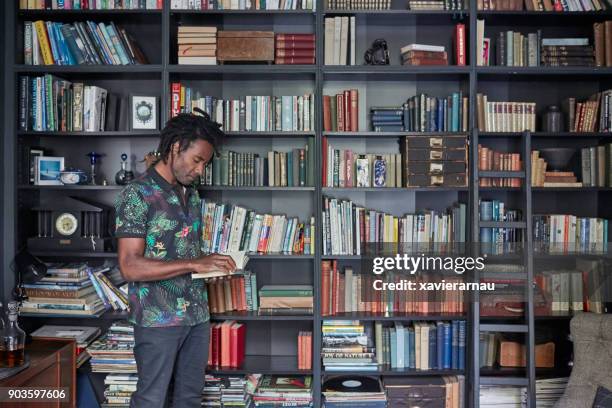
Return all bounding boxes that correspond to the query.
[177,26,217,65]
[102,374,138,408]
[30,325,101,367]
[480,386,523,407]
[275,33,315,65]
[23,20,148,65]
[208,320,246,369]
[384,376,465,408]
[521,377,568,407]
[375,321,466,371]
[322,375,386,408]
[258,285,313,315]
[541,38,595,67]
[87,321,136,373]
[21,263,109,317]
[401,44,448,66]
[322,321,378,372]
[200,201,315,255]
[201,375,251,408]
[251,375,313,408]
[207,271,258,314]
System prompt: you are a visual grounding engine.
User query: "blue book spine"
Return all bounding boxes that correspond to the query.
[429,324,437,370]
[403,327,410,370]
[403,104,410,131]
[458,320,466,370]
[390,328,397,368]
[437,97,444,131]
[437,322,444,370]
[443,322,451,369]
[408,327,416,369]
[452,92,460,132]
[451,320,459,369]
[371,115,404,122]
[373,125,404,132]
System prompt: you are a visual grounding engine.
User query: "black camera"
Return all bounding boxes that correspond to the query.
[364,39,390,65]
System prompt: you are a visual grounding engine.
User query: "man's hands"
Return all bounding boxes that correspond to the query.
[191,253,237,277]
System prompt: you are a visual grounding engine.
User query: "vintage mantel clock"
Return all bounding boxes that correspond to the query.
[27,196,113,252]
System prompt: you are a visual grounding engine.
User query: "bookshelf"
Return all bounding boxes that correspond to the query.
[2,0,612,407]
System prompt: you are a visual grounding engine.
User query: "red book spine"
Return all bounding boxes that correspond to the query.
[274,57,316,64]
[230,323,238,367]
[323,96,332,132]
[275,49,316,57]
[276,34,315,41]
[171,82,181,118]
[239,276,246,312]
[321,260,331,316]
[455,23,466,66]
[157,0,163,9]
[235,323,245,368]
[221,322,231,367]
[275,40,316,49]
[350,89,358,132]
[343,90,350,131]
[336,94,344,131]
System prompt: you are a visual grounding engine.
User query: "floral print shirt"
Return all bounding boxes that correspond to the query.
[114,166,209,327]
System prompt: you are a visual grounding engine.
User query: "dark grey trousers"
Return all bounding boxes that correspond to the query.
[129,322,210,408]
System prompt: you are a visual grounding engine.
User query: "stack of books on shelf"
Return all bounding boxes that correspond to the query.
[321,199,468,255]
[322,376,386,408]
[87,321,135,373]
[206,270,258,314]
[171,0,314,9]
[564,90,612,133]
[258,285,314,315]
[324,16,356,65]
[321,261,466,315]
[478,145,522,187]
[251,375,313,408]
[401,44,448,66]
[522,377,568,408]
[476,94,537,132]
[102,374,138,408]
[530,150,581,188]
[327,0,391,9]
[201,375,252,408]
[208,320,246,369]
[580,143,612,187]
[201,144,315,187]
[201,201,315,255]
[275,33,315,65]
[20,263,124,317]
[479,200,523,244]
[30,325,101,368]
[322,89,359,132]
[477,0,522,9]
[375,321,466,371]
[479,332,501,367]
[412,0,467,9]
[480,386,523,407]
[322,321,378,372]
[177,26,217,65]
[23,20,148,65]
[20,1,162,9]
[541,38,595,67]
[533,214,609,248]
[383,376,465,408]
[298,331,313,370]
[322,144,402,187]
[495,30,541,67]
[19,76,126,132]
[170,85,315,132]
[369,107,404,132]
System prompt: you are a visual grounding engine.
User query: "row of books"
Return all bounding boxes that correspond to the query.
[18,75,124,132]
[20,0,162,9]
[326,0,391,8]
[530,150,579,187]
[322,89,358,132]
[322,261,467,316]
[494,30,542,67]
[24,20,147,66]
[297,331,313,370]
[478,145,523,187]
[479,199,523,244]
[103,373,138,407]
[376,321,467,370]
[171,0,315,9]
[322,197,468,255]
[408,0,467,9]
[478,0,609,11]
[259,285,313,312]
[206,271,258,313]
[21,263,127,316]
[322,321,377,371]
[480,379,568,408]
[401,44,453,66]
[170,86,316,132]
[202,375,252,408]
[566,90,612,133]
[581,144,612,187]
[87,321,135,373]
[208,320,246,368]
[476,94,537,132]
[533,214,609,246]
[201,145,315,187]
[322,148,403,188]
[177,26,216,65]
[324,16,356,65]
[275,33,315,65]
[201,200,315,255]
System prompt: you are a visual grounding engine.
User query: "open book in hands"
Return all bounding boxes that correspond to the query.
[192,250,250,279]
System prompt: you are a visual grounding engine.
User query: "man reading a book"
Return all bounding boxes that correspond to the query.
[114,110,236,408]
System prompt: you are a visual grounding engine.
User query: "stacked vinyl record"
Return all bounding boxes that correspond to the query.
[251,375,313,407]
[322,376,386,408]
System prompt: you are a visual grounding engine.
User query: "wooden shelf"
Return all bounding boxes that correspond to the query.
[476,66,612,75]
[208,355,311,375]
[199,185,315,191]
[324,9,468,15]
[323,367,465,376]
[17,130,159,138]
[14,65,163,74]
[170,9,316,14]
[168,64,317,74]
[323,313,466,321]
[323,65,470,75]
[18,9,162,15]
[211,311,313,320]
[323,131,468,137]
[322,187,468,192]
